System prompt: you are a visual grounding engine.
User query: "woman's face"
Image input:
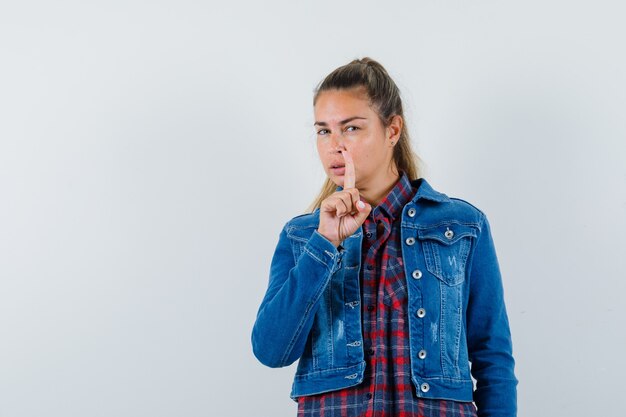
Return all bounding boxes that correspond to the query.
[314,87,399,189]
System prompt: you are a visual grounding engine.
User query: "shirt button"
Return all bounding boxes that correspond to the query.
[418,349,427,359]
[366,265,374,270]
[407,207,416,217]
[366,232,373,239]
[368,348,375,355]
[416,308,426,318]
[366,393,373,399]
[420,383,430,393]
[367,305,375,312]
[405,237,416,246]
[412,269,422,279]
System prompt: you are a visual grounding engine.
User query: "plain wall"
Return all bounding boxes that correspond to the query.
[1,1,625,416]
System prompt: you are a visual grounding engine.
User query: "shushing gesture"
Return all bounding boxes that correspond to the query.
[317,150,372,247]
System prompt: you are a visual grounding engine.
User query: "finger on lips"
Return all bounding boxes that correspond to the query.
[341,150,356,189]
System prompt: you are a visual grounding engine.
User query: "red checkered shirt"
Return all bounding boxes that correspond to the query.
[297,172,478,417]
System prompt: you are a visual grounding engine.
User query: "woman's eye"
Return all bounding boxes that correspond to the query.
[345,126,359,132]
[317,129,329,135]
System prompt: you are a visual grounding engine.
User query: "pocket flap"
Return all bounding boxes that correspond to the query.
[417,223,477,245]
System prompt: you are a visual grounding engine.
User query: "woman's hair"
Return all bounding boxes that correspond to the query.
[307,57,423,212]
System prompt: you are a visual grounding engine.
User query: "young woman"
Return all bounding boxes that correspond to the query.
[252,57,517,417]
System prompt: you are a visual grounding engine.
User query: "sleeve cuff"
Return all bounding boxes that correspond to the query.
[303,230,345,272]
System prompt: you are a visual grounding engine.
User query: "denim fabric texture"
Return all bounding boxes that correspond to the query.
[252,177,518,417]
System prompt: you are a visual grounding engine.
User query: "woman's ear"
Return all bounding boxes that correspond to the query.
[387,115,403,145]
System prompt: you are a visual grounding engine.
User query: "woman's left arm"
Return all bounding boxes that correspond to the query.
[465,212,518,417]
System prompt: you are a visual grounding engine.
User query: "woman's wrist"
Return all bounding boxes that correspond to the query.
[316,228,341,248]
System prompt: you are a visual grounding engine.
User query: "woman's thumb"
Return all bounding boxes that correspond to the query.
[354,200,372,225]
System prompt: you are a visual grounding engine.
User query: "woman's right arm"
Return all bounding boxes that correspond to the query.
[253,152,370,368]
[251,224,344,368]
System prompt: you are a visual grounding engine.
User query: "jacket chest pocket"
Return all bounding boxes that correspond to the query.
[417,223,477,285]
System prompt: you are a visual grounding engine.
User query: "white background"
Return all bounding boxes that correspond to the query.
[1,1,625,416]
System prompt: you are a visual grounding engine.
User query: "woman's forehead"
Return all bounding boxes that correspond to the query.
[314,89,375,120]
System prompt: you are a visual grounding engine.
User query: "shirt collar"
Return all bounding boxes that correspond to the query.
[373,171,415,221]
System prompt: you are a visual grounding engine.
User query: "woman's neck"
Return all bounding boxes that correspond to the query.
[359,167,401,207]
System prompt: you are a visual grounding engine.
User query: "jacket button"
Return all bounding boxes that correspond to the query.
[418,349,427,359]
[405,237,416,246]
[420,383,430,392]
[412,269,422,279]
[444,228,454,239]
[407,207,416,217]
[416,308,426,318]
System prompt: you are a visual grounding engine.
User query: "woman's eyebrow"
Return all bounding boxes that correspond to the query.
[314,116,367,126]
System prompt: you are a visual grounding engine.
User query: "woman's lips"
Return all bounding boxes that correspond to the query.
[330,166,346,176]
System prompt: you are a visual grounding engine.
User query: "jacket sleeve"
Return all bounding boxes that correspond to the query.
[251,223,343,368]
[466,212,518,417]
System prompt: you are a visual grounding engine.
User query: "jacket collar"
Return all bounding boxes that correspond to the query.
[410,177,451,203]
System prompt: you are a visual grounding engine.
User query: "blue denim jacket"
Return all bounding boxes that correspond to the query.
[252,178,517,416]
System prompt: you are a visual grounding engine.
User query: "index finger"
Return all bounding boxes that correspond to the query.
[341,149,356,189]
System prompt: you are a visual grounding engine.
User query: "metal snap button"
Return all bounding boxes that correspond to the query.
[416,308,426,318]
[418,349,427,359]
[412,269,422,280]
[405,237,416,246]
[444,227,454,239]
[407,207,416,217]
[420,383,430,392]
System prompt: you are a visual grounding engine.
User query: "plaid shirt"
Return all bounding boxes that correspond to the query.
[297,172,478,417]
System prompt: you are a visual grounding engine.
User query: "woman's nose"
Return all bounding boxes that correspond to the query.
[328,132,346,152]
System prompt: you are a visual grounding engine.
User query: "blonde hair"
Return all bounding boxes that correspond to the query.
[307,57,423,212]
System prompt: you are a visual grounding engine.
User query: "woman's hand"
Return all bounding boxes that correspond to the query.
[318,150,372,247]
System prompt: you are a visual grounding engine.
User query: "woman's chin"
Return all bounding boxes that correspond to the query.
[330,179,343,188]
